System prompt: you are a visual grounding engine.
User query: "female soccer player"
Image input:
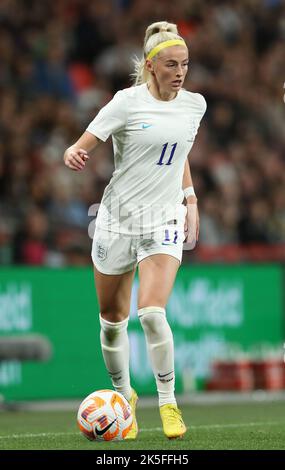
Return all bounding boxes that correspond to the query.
[64,21,206,440]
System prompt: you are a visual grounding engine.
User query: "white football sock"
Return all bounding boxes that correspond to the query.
[138,306,176,407]
[99,315,132,402]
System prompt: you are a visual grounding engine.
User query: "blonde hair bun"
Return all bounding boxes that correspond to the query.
[144,21,179,46]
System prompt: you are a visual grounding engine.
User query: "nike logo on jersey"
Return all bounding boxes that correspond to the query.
[141,123,153,129]
[95,417,117,436]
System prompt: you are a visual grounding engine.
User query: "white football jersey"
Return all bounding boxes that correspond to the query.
[87,83,206,235]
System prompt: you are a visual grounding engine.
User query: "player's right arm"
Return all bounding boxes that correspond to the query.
[63,131,101,171]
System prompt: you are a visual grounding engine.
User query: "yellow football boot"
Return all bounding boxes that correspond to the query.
[159,404,187,439]
[125,389,138,440]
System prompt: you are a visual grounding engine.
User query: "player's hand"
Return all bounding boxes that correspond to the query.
[184,200,199,250]
[64,147,90,171]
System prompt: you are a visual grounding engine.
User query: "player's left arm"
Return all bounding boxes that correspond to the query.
[182,158,199,247]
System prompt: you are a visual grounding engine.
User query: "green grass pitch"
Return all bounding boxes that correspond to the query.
[0,401,285,450]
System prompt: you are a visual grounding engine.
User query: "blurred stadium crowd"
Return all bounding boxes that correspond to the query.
[0,0,285,266]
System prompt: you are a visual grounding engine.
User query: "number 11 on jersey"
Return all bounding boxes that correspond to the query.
[157,143,177,166]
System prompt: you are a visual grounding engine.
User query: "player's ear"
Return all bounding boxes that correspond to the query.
[145,59,154,73]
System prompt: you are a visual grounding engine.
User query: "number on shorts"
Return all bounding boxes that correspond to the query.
[162,229,178,245]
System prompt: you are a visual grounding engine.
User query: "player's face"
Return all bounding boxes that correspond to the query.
[148,45,189,93]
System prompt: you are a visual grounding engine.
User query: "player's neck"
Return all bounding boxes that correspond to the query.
[147,82,177,102]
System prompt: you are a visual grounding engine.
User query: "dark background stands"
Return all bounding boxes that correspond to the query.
[0,0,284,266]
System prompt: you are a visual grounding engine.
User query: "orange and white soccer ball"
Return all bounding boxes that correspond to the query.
[77,389,133,441]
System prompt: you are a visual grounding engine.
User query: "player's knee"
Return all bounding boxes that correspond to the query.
[138,295,166,309]
[100,310,128,323]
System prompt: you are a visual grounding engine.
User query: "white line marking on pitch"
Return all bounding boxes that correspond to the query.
[0,421,283,440]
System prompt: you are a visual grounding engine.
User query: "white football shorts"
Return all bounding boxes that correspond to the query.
[91,218,186,275]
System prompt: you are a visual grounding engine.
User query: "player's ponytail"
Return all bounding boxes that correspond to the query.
[131,21,184,86]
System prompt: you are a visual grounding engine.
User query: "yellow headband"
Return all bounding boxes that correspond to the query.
[146,39,187,61]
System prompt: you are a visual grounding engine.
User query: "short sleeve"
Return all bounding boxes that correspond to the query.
[86,90,127,142]
[195,93,207,119]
